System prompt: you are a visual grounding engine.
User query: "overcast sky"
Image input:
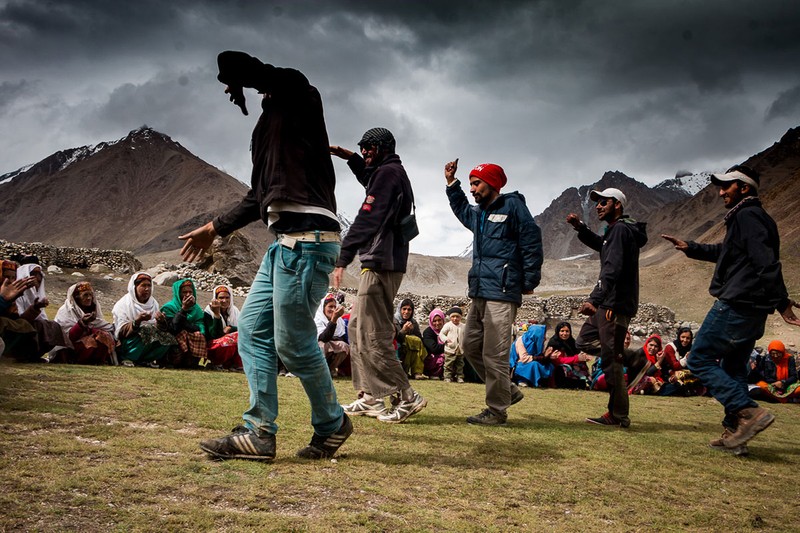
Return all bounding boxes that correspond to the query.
[2,0,800,256]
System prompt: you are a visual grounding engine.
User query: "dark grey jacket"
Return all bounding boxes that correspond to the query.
[577,216,648,316]
[337,154,413,272]
[685,197,790,313]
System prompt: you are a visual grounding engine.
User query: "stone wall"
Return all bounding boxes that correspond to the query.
[360,292,693,344]
[1,240,141,274]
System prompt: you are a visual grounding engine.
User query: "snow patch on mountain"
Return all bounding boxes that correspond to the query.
[655,172,710,196]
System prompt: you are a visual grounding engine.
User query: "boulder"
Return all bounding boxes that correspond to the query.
[89,263,110,273]
[47,265,63,274]
[207,231,263,287]
[153,271,179,286]
[71,272,85,277]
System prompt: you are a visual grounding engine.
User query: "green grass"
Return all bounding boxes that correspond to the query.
[1,361,798,532]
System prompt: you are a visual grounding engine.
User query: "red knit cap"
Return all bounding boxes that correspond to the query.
[469,163,507,192]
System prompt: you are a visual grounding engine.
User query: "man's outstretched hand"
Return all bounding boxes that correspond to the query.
[179,221,217,263]
[781,300,800,327]
[661,234,688,251]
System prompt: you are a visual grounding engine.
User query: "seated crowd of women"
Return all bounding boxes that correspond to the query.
[1,260,244,370]
[3,259,798,403]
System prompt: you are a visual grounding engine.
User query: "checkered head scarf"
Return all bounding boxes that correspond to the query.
[358,127,396,152]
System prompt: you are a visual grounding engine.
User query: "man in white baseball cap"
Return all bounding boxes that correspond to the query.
[662,163,799,456]
[589,188,627,210]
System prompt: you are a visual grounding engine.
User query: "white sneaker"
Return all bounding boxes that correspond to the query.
[377,391,427,424]
[342,397,387,418]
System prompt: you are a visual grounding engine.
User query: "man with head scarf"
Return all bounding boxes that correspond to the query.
[330,127,428,424]
[663,164,800,455]
[443,159,543,425]
[180,51,350,461]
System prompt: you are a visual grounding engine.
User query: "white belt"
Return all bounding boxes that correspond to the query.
[277,231,341,248]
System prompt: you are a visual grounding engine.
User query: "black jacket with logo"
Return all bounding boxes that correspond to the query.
[336,153,413,272]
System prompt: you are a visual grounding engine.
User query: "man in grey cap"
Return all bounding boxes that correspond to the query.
[330,128,427,424]
[663,164,799,455]
[566,187,648,427]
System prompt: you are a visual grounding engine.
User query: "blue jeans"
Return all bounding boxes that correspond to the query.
[238,241,343,437]
[688,300,765,428]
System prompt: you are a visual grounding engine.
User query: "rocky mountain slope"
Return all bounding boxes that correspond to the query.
[533,170,689,260]
[0,126,273,254]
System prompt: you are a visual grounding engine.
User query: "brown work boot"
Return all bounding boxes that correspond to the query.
[725,407,775,448]
[708,428,748,456]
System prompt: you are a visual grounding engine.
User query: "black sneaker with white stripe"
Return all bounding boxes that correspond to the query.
[200,425,276,461]
[296,413,353,459]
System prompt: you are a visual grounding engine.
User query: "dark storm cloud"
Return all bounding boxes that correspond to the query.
[1,0,800,254]
[766,84,800,122]
[0,79,30,111]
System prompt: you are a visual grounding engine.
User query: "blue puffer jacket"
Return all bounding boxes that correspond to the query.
[447,180,543,305]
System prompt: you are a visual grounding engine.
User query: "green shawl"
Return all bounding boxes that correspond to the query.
[161,278,206,335]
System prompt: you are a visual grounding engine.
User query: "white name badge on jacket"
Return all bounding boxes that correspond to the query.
[488,214,508,223]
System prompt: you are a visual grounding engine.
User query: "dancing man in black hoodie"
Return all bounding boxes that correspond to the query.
[567,187,648,428]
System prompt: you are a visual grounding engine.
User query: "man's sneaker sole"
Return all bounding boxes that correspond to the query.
[199,432,276,462]
[466,409,507,426]
[342,400,387,418]
[709,442,749,456]
[510,389,524,406]
[585,414,630,428]
[296,414,353,459]
[725,410,775,448]
[377,395,428,424]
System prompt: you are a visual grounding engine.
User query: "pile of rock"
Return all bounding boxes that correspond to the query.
[145,262,248,297]
[1,240,141,273]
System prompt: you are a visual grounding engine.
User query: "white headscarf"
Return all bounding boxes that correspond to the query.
[54,282,114,344]
[203,284,240,328]
[112,271,160,336]
[15,263,47,320]
[314,293,347,338]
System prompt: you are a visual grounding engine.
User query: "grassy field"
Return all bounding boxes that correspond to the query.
[1,361,798,532]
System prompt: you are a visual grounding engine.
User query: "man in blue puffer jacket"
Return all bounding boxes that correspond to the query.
[444,159,543,425]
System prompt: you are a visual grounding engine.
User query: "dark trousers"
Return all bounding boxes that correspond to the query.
[576,309,632,423]
[688,300,763,429]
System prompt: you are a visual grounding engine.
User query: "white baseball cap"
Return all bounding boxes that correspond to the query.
[589,188,627,209]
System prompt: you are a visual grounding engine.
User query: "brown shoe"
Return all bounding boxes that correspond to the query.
[725,407,775,448]
[709,428,748,456]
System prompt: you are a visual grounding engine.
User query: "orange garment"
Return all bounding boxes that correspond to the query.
[768,340,789,382]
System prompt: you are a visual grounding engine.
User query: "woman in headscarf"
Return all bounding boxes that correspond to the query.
[545,322,592,389]
[748,340,800,403]
[54,281,117,365]
[314,292,350,378]
[627,333,664,395]
[394,298,428,380]
[509,323,551,387]
[204,284,242,370]
[657,327,704,396]
[15,263,66,359]
[161,278,213,368]
[421,308,446,379]
[1,260,38,360]
[112,272,176,366]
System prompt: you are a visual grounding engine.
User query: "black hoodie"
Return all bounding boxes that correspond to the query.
[577,216,648,316]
